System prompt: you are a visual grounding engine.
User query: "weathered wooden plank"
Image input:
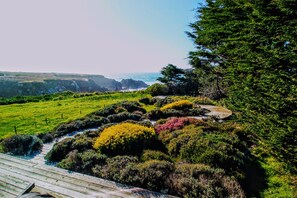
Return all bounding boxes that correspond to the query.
[0,180,20,197]
[0,154,137,196]
[0,153,172,198]
[0,156,136,197]
[0,164,108,198]
[0,168,90,198]
[0,188,16,198]
[0,160,129,197]
[0,172,30,189]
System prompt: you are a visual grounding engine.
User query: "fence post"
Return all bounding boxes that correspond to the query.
[14,126,17,134]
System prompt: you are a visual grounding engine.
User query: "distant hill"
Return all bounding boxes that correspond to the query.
[0,72,148,98]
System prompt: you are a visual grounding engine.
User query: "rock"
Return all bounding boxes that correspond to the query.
[121,78,148,90]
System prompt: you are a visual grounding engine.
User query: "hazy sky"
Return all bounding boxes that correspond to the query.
[0,0,201,75]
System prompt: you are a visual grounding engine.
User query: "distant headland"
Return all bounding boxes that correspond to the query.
[0,71,149,98]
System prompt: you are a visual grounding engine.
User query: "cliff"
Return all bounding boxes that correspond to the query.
[0,72,148,98]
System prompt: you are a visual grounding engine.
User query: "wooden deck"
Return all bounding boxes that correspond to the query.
[0,153,168,198]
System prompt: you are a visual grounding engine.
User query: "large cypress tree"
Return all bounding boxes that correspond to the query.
[188,0,297,167]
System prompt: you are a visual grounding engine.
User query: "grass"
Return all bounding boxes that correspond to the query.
[0,91,149,139]
[252,145,297,198]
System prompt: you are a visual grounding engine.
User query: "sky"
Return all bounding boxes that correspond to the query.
[0,0,201,75]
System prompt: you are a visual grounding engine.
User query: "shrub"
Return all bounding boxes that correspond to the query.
[179,133,246,177]
[167,163,245,198]
[71,136,94,152]
[139,97,152,105]
[94,101,146,116]
[107,112,142,123]
[145,109,185,120]
[141,150,172,162]
[2,134,42,155]
[192,96,215,105]
[45,138,74,162]
[160,100,193,111]
[119,101,146,113]
[57,150,81,171]
[155,97,175,108]
[51,116,109,138]
[37,133,54,143]
[155,117,200,134]
[93,123,156,156]
[93,155,139,182]
[137,160,175,192]
[146,83,169,96]
[58,149,107,174]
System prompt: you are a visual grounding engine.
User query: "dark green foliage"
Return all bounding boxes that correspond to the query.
[0,91,74,105]
[146,83,169,96]
[37,133,54,143]
[139,97,157,105]
[179,133,246,178]
[137,160,175,192]
[157,64,201,95]
[45,138,74,162]
[107,112,142,123]
[58,150,107,174]
[155,97,175,108]
[71,135,94,152]
[2,134,42,155]
[141,150,172,162]
[51,116,109,138]
[93,155,139,182]
[94,101,146,117]
[167,164,245,198]
[145,107,204,120]
[188,0,297,167]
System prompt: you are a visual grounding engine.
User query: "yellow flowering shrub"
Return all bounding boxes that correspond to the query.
[93,123,156,155]
[160,100,194,111]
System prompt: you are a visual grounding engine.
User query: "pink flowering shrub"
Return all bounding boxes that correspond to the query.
[155,117,200,134]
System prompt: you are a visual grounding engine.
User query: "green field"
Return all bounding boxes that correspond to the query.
[0,92,149,139]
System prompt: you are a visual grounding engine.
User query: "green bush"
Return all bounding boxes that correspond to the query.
[2,134,42,155]
[37,133,54,143]
[141,150,172,162]
[146,83,169,96]
[137,160,175,192]
[58,149,107,174]
[179,133,246,177]
[107,112,142,123]
[71,135,94,152]
[94,101,146,117]
[45,138,74,162]
[167,163,245,198]
[93,155,139,182]
[51,116,109,138]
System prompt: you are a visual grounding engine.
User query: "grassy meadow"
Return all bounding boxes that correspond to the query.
[0,92,150,139]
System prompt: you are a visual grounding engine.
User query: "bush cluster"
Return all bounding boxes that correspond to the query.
[146,83,169,96]
[155,117,202,134]
[92,156,244,197]
[51,116,109,138]
[107,112,142,123]
[2,134,42,155]
[93,123,156,156]
[160,100,194,111]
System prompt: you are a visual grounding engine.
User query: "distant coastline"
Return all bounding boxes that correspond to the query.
[107,72,161,85]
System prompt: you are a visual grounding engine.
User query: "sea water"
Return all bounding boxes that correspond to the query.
[108,72,161,85]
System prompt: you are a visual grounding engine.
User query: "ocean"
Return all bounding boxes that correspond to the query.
[108,72,161,85]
